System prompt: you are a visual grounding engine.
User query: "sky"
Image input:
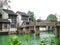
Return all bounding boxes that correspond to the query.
[10,0,60,20]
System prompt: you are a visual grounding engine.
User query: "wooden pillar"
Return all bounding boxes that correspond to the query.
[23,27,29,34]
[46,26,52,32]
[50,26,52,30]
[55,26,60,38]
[34,25,36,35]
[46,26,48,30]
[2,24,4,31]
[23,27,26,34]
[34,26,40,36]
[59,26,60,37]
[8,23,11,34]
[25,27,30,34]
[8,24,10,31]
[55,26,60,37]
[29,27,32,33]
[53,22,58,37]
[55,26,57,37]
[34,25,36,32]
[48,26,53,32]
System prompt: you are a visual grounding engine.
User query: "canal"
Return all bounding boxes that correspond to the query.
[0,32,59,45]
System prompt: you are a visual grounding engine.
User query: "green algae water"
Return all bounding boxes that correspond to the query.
[0,32,58,45]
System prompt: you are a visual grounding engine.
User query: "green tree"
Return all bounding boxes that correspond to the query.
[4,0,11,9]
[27,11,35,21]
[46,14,57,22]
[0,2,2,8]
[0,0,11,9]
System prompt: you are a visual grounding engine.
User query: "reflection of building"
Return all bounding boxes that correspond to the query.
[0,9,17,33]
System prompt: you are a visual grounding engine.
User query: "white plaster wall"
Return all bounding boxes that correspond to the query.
[2,24,10,31]
[2,27,17,31]
[2,10,8,19]
[28,17,29,22]
[8,19,12,23]
[17,13,23,26]
[2,29,9,31]
[10,28,17,31]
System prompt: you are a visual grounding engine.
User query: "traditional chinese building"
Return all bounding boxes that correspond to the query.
[0,9,17,34]
[16,11,31,26]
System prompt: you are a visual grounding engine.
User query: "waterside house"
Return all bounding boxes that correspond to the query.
[0,17,10,34]
[0,9,60,37]
[0,9,17,34]
[16,11,32,26]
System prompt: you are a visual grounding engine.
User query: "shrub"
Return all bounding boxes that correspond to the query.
[39,40,46,45]
[23,34,31,41]
[7,36,22,45]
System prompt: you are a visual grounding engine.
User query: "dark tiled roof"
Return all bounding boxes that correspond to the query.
[36,19,41,22]
[3,9,17,15]
[36,19,48,22]
[0,19,10,23]
[16,11,28,17]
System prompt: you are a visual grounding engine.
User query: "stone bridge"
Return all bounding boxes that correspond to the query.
[19,22,60,37]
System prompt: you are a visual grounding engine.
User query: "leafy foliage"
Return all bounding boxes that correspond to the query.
[0,0,11,9]
[46,14,57,22]
[39,37,57,45]
[0,3,3,7]
[23,34,31,41]
[55,37,60,45]
[39,40,46,45]
[8,36,22,45]
[7,35,60,45]
[27,11,35,21]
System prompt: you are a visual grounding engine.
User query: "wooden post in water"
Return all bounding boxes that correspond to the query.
[34,25,36,35]
[54,22,57,38]
[34,26,40,36]
[59,26,60,37]
[56,26,60,37]
[54,22,60,38]
[23,27,26,34]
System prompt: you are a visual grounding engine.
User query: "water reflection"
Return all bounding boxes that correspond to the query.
[0,32,59,45]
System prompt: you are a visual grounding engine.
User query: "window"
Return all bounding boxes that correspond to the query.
[4,24,7,28]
